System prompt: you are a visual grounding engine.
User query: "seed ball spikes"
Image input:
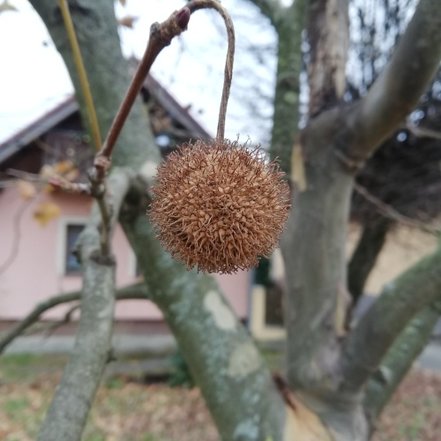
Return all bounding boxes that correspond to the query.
[149,139,291,273]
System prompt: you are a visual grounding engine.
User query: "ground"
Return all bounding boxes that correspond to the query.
[0,354,440,441]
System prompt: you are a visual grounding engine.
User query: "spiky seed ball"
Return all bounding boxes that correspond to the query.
[149,139,291,274]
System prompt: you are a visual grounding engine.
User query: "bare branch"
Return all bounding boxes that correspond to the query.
[270,0,307,171]
[6,168,46,183]
[406,123,441,141]
[246,0,284,28]
[364,300,441,422]
[354,183,441,235]
[95,8,190,170]
[0,283,147,355]
[37,250,115,441]
[42,303,81,337]
[340,244,441,393]
[345,0,441,162]
[307,0,349,116]
[0,199,33,276]
[37,169,132,441]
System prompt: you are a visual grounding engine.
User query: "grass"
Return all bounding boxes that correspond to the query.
[0,354,440,440]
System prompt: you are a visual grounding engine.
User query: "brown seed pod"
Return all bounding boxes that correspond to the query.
[149,139,291,274]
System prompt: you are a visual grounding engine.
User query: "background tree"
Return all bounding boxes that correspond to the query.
[347,0,441,304]
[9,0,441,440]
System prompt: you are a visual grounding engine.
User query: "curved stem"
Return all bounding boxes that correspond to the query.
[98,0,235,165]
[188,0,235,140]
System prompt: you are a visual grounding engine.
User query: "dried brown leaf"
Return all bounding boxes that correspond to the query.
[33,201,61,226]
[16,180,36,200]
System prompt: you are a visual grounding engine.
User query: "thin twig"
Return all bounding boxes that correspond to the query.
[0,198,34,276]
[406,123,441,141]
[95,7,191,172]
[48,176,91,195]
[354,182,441,235]
[187,0,235,140]
[6,169,46,183]
[0,284,148,355]
[43,303,81,338]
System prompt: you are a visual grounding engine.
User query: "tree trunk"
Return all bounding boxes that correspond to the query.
[282,111,370,441]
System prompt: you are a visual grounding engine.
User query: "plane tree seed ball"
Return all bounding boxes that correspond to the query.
[149,139,291,273]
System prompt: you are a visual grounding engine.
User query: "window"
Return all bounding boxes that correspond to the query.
[249,251,286,341]
[65,224,84,274]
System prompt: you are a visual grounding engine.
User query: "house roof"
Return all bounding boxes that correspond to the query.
[143,75,210,141]
[0,74,211,165]
[0,97,78,164]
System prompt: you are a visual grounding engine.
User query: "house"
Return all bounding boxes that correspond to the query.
[0,74,251,332]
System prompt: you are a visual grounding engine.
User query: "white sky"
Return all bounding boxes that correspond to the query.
[0,0,278,145]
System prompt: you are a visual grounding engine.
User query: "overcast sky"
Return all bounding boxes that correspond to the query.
[0,0,279,145]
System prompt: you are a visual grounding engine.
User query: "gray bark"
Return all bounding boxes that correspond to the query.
[341,245,441,393]
[121,212,286,441]
[37,248,115,441]
[364,300,441,422]
[307,0,349,116]
[269,0,306,171]
[37,169,132,441]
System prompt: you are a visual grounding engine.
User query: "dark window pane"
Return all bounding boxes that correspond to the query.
[264,283,284,327]
[65,224,84,274]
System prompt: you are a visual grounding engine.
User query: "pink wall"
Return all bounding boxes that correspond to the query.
[0,187,249,321]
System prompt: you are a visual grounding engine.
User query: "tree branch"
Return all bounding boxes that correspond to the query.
[37,248,115,441]
[121,212,287,441]
[340,244,441,393]
[0,283,148,355]
[406,122,441,141]
[307,0,349,116]
[364,300,441,423]
[0,198,33,276]
[345,0,441,162]
[246,0,284,28]
[354,183,441,235]
[269,0,307,171]
[347,217,391,305]
[37,169,132,441]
